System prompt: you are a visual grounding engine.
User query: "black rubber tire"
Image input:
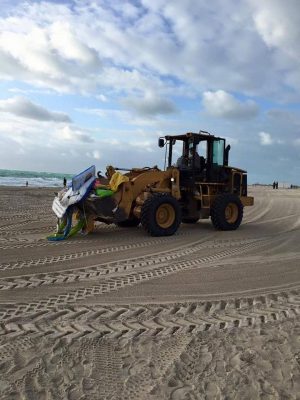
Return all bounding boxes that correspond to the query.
[116,217,140,227]
[211,194,243,231]
[141,193,181,236]
[182,217,199,224]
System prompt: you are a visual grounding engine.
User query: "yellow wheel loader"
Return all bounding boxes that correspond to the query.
[79,131,254,236]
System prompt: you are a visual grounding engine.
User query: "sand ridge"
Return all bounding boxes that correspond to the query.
[0,186,299,399]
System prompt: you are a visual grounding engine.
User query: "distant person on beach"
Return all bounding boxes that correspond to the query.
[276,181,279,189]
[272,181,275,189]
[63,177,67,187]
[26,181,28,187]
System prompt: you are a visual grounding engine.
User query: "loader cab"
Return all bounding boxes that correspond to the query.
[159,132,230,185]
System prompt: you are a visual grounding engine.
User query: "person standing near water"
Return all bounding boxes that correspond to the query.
[63,177,67,187]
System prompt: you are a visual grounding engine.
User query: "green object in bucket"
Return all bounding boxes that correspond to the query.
[95,188,114,198]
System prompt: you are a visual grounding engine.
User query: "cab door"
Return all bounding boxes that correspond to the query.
[207,139,226,182]
[212,139,225,166]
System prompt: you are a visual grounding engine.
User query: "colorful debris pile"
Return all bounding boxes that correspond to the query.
[47,166,128,241]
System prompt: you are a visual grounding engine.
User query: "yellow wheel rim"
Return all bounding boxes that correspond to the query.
[225,203,238,223]
[156,204,175,228]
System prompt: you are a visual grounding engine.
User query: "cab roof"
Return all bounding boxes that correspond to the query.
[164,131,224,142]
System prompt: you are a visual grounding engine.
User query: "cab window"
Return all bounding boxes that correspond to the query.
[172,140,184,165]
[212,139,225,165]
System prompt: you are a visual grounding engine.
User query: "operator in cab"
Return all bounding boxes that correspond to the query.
[188,147,202,169]
[176,145,204,170]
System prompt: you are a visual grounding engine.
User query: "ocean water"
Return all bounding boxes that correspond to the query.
[0,169,74,187]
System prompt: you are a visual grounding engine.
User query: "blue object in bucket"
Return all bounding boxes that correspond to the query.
[72,165,96,192]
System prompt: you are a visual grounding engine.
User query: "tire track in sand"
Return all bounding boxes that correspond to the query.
[0,237,191,272]
[0,237,258,287]
[0,290,299,343]
[0,238,274,320]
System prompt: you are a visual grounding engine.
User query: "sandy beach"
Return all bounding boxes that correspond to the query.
[0,185,299,399]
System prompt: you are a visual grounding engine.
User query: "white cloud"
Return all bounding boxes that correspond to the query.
[0,28,57,76]
[86,149,101,160]
[0,113,163,173]
[253,0,300,62]
[293,139,300,146]
[49,21,100,67]
[76,107,129,121]
[76,104,179,129]
[122,92,177,116]
[0,0,297,100]
[57,125,94,143]
[96,67,174,96]
[128,140,154,152]
[0,96,71,122]
[0,10,102,94]
[251,0,300,95]
[8,87,54,95]
[0,1,300,184]
[95,94,108,102]
[202,90,259,119]
[258,131,285,146]
[259,131,273,145]
[92,150,101,160]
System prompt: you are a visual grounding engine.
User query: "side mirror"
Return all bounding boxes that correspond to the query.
[158,138,165,147]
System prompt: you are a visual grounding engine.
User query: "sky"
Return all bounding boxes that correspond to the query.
[0,0,300,184]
